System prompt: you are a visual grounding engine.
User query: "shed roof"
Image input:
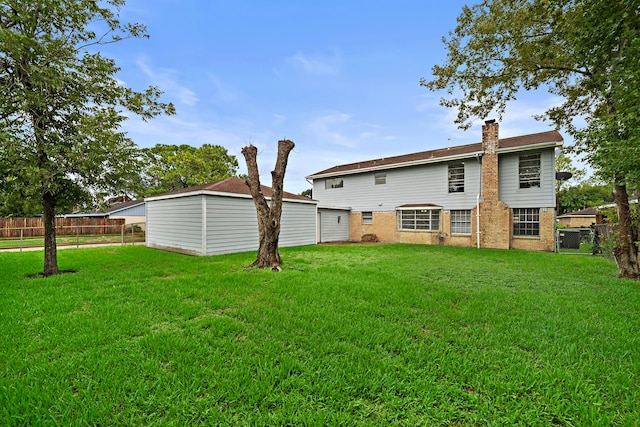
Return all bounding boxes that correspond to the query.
[307,130,563,179]
[145,177,314,203]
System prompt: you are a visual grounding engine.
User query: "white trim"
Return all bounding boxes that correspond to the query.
[318,205,351,211]
[201,195,207,256]
[396,205,442,211]
[495,140,563,155]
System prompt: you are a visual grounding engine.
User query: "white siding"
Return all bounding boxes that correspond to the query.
[147,192,317,256]
[498,148,556,208]
[205,196,259,256]
[312,159,482,212]
[280,202,317,248]
[318,208,350,242]
[146,196,203,255]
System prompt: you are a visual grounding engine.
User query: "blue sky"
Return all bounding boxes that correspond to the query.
[112,0,567,194]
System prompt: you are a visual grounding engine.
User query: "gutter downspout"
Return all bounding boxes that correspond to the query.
[476,193,481,249]
[476,152,482,249]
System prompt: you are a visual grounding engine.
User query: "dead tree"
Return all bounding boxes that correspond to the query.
[241,139,295,269]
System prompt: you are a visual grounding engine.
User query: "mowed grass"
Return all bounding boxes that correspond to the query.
[0,233,144,249]
[1,244,638,426]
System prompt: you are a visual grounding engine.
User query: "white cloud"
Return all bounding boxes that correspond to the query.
[272,113,287,124]
[207,74,240,104]
[135,58,199,107]
[288,50,341,75]
[307,113,359,148]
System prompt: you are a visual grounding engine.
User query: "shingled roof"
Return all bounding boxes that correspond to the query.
[146,177,313,202]
[307,130,563,179]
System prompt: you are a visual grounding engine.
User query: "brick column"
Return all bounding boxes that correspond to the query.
[479,120,511,249]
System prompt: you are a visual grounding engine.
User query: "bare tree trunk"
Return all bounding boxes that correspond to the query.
[241,139,295,269]
[612,183,639,279]
[42,189,59,277]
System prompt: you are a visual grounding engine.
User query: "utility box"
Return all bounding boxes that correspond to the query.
[559,229,581,249]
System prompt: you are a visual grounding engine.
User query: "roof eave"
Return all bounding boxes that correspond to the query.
[306,150,484,180]
[145,190,317,205]
[495,140,563,154]
[106,201,145,215]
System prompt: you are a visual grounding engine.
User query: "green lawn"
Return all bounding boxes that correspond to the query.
[1,244,638,426]
[0,233,145,249]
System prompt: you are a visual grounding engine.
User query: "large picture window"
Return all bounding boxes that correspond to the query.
[325,177,343,189]
[448,162,465,193]
[450,210,471,234]
[519,153,541,188]
[397,208,440,231]
[513,208,540,236]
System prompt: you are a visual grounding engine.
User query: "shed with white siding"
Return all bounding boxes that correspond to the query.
[145,177,317,256]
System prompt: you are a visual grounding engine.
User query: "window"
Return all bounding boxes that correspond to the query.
[397,208,440,231]
[325,177,343,189]
[513,208,540,236]
[362,211,373,224]
[448,162,465,193]
[519,153,541,188]
[450,210,471,234]
[374,172,386,185]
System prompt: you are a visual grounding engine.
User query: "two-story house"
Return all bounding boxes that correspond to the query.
[307,120,563,251]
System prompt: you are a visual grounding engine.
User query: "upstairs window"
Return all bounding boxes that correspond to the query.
[448,162,465,193]
[519,153,541,188]
[325,177,343,189]
[374,172,386,185]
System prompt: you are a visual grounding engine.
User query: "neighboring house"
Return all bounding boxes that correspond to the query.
[61,199,146,227]
[103,199,146,227]
[598,196,639,210]
[307,120,563,251]
[557,208,603,228]
[145,177,317,256]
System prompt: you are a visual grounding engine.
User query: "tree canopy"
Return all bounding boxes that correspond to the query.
[0,0,174,275]
[424,0,640,278]
[140,143,239,196]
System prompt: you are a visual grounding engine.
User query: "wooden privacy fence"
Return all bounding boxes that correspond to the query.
[0,218,125,238]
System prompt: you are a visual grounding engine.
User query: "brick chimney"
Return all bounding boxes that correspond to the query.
[482,119,499,154]
[479,119,511,249]
[481,120,500,203]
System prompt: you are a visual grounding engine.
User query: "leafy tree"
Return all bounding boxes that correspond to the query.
[300,188,312,198]
[141,143,238,195]
[558,182,613,215]
[0,0,174,276]
[241,139,295,270]
[555,153,586,190]
[424,0,640,278]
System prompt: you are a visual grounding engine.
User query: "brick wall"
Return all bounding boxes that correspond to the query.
[511,208,556,251]
[557,216,597,228]
[349,210,476,247]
